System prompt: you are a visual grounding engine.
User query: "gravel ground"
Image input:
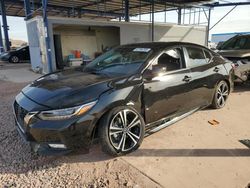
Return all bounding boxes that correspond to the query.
[0,81,159,188]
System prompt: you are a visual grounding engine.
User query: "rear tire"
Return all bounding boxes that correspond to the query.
[9,56,20,63]
[211,80,229,109]
[98,106,145,156]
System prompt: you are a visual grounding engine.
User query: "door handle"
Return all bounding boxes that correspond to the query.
[183,75,192,82]
[214,67,220,72]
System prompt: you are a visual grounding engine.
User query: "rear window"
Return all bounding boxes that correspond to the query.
[185,47,208,67]
[204,50,212,62]
[220,36,250,50]
[156,48,183,72]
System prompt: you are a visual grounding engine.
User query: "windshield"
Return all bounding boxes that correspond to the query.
[85,47,153,75]
[16,46,28,51]
[219,35,250,50]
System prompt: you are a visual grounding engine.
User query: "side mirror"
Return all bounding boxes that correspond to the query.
[152,64,167,75]
[144,64,167,79]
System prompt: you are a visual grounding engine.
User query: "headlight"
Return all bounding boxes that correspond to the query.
[37,101,97,121]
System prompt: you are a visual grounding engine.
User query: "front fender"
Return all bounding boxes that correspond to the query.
[86,83,144,138]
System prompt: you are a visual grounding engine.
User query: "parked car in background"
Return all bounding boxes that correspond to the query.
[217,34,250,82]
[0,46,30,63]
[13,42,234,156]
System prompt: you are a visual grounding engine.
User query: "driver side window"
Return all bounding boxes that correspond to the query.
[152,48,183,72]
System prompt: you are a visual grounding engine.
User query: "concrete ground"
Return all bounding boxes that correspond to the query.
[123,86,250,188]
[1,63,250,187]
[0,61,41,82]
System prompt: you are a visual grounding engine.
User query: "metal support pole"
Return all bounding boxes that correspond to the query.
[67,9,70,17]
[31,0,35,12]
[24,0,32,20]
[149,5,151,22]
[0,21,3,53]
[42,0,53,73]
[189,8,191,24]
[0,0,10,51]
[151,0,154,42]
[124,0,129,22]
[206,8,211,46]
[139,0,141,21]
[193,8,196,25]
[78,9,81,18]
[178,7,181,25]
[183,8,185,24]
[164,2,167,23]
[209,5,237,31]
[198,8,200,25]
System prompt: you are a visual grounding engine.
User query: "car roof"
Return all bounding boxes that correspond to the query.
[121,42,207,50]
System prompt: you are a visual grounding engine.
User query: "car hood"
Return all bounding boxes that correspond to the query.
[218,49,250,58]
[21,69,117,109]
[0,52,11,58]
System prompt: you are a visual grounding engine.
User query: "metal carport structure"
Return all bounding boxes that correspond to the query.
[0,0,250,72]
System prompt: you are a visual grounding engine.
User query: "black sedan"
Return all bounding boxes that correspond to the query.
[13,42,234,156]
[0,46,30,63]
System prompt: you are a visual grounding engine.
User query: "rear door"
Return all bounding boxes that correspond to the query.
[183,46,222,108]
[143,47,193,124]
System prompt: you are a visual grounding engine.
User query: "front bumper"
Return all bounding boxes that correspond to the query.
[0,55,10,61]
[13,94,96,155]
[15,120,72,155]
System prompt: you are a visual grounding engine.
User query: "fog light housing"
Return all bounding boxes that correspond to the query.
[48,144,67,149]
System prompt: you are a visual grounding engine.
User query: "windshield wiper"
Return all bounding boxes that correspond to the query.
[97,63,127,71]
[90,70,109,77]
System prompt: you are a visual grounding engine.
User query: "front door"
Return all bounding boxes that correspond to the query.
[143,47,193,124]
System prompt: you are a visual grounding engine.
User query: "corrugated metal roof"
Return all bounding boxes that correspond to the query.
[2,0,213,19]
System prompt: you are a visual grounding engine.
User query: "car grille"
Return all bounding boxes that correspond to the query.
[14,101,28,132]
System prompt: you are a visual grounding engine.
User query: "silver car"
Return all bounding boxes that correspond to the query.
[217,34,250,82]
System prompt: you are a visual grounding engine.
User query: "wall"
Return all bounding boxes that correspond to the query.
[26,17,207,73]
[119,23,206,45]
[53,26,97,59]
[53,26,120,60]
[94,27,120,52]
[26,17,48,73]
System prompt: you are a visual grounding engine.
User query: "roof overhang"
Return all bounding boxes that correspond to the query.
[2,0,213,19]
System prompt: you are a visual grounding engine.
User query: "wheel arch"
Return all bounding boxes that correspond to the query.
[9,54,20,63]
[224,79,231,93]
[89,85,145,141]
[90,102,144,141]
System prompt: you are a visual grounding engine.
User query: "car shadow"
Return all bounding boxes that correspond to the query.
[233,81,250,93]
[2,132,250,176]
[0,129,112,175]
[128,148,250,157]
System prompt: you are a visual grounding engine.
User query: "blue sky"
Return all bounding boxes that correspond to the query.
[1,4,250,42]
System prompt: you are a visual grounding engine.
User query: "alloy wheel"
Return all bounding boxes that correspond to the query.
[11,56,19,63]
[216,82,229,108]
[109,109,142,152]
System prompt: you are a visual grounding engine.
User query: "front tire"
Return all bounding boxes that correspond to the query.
[211,80,229,109]
[9,56,20,63]
[99,107,145,156]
